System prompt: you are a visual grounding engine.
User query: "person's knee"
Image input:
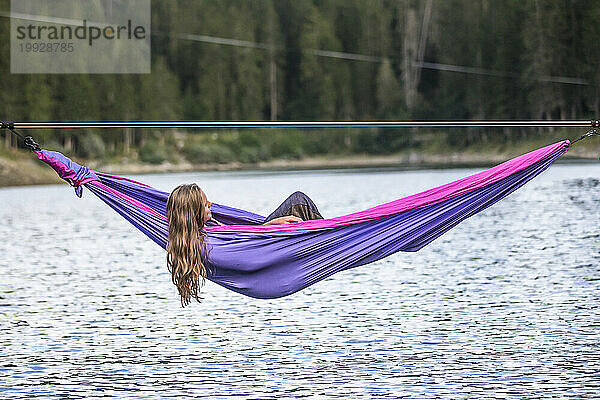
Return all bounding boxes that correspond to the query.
[291,191,306,198]
[289,191,309,203]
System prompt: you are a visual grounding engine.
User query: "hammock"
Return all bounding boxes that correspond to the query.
[34,140,570,299]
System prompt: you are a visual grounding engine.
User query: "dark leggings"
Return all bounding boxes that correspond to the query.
[263,191,324,223]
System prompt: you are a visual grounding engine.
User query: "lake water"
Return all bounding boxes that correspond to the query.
[0,162,599,399]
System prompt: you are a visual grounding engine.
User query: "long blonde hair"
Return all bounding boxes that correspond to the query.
[166,183,209,307]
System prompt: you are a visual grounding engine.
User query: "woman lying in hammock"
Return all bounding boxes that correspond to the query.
[166,183,323,306]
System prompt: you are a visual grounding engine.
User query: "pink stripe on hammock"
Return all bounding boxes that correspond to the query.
[205,140,570,233]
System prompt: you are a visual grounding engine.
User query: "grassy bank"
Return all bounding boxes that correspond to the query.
[0,148,61,187]
[1,134,597,188]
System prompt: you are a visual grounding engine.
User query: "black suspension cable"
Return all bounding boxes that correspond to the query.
[570,129,600,146]
[8,120,600,129]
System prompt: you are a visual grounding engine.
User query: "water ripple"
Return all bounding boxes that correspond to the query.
[0,164,598,399]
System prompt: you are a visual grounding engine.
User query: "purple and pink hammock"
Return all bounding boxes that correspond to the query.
[35,140,570,299]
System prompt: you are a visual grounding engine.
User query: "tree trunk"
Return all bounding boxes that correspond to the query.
[269,3,278,121]
[402,0,432,113]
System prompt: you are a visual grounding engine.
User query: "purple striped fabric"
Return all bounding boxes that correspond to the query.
[34,140,570,298]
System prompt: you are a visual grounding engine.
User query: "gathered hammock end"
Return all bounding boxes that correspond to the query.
[27,139,571,299]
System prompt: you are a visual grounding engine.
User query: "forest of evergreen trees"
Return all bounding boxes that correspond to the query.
[1,0,599,164]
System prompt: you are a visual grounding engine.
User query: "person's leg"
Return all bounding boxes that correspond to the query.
[263,191,324,223]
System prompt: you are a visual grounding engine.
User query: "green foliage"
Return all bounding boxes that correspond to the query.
[0,0,597,159]
[78,134,106,159]
[376,59,404,119]
[139,140,169,164]
[269,131,304,159]
[183,138,236,164]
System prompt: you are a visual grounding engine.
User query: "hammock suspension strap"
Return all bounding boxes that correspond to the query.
[1,121,40,151]
[571,129,600,146]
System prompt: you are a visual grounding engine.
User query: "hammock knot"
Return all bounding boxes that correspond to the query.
[35,149,101,198]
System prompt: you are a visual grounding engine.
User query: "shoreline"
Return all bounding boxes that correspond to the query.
[96,151,597,175]
[1,145,597,188]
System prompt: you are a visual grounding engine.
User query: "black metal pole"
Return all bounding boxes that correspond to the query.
[9,120,598,129]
